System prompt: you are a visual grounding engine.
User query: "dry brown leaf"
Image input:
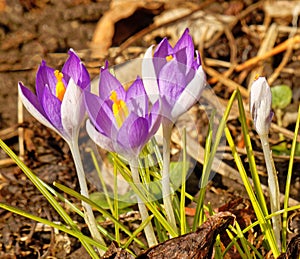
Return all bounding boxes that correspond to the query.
[91,0,163,57]
[143,9,235,47]
[264,1,300,20]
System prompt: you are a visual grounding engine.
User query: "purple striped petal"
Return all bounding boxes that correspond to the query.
[42,85,63,132]
[99,66,124,100]
[62,49,90,90]
[36,61,57,102]
[117,114,149,157]
[126,77,148,117]
[174,28,194,68]
[84,91,117,138]
[158,60,186,107]
[171,66,206,119]
[18,82,60,135]
[154,37,172,58]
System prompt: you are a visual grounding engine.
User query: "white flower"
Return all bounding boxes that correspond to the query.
[250,77,273,135]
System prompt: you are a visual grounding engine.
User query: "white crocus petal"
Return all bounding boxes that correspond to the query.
[171,66,206,119]
[61,78,85,140]
[18,84,61,136]
[250,77,272,135]
[142,45,160,104]
[86,119,115,153]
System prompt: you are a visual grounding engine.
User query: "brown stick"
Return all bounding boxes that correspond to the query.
[235,35,300,72]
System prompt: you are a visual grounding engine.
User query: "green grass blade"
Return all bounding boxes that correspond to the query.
[53,181,147,249]
[123,215,154,249]
[0,139,78,228]
[110,153,177,237]
[236,91,269,216]
[0,203,104,258]
[88,148,114,214]
[113,162,120,244]
[282,104,300,251]
[225,127,279,257]
[180,128,187,235]
[193,90,238,230]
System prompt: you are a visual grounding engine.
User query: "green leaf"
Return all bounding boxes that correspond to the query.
[271,85,292,109]
[89,192,135,211]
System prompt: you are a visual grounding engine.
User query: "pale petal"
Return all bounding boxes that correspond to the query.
[142,45,159,104]
[250,77,272,135]
[148,100,162,137]
[171,66,206,119]
[86,119,115,153]
[61,78,85,140]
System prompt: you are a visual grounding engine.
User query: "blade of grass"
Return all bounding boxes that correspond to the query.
[113,162,120,244]
[0,140,103,251]
[226,228,247,259]
[198,111,214,226]
[53,181,147,249]
[180,128,187,235]
[0,139,77,227]
[282,104,300,251]
[0,203,104,258]
[236,91,269,216]
[38,178,115,240]
[87,148,114,214]
[111,153,177,237]
[225,126,279,257]
[193,90,238,230]
[123,215,154,249]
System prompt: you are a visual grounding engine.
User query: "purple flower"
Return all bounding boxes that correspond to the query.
[18,49,90,142]
[250,76,273,135]
[85,64,161,159]
[142,28,206,122]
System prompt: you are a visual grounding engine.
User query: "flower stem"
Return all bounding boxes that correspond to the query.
[129,159,157,247]
[162,122,178,234]
[260,134,281,250]
[68,139,106,256]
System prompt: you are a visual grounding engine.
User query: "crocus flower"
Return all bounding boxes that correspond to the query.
[85,63,161,160]
[250,76,273,136]
[142,28,206,123]
[18,49,90,142]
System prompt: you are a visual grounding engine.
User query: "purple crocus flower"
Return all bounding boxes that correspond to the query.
[142,28,206,122]
[85,63,161,160]
[18,49,90,142]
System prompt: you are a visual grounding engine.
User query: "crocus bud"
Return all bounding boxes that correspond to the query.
[250,77,273,135]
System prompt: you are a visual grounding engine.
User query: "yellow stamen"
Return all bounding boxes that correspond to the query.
[166,54,173,62]
[54,70,66,101]
[254,74,260,81]
[110,90,129,128]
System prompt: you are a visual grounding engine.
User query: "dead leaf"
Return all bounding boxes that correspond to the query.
[91,0,163,57]
[102,241,134,259]
[137,212,235,259]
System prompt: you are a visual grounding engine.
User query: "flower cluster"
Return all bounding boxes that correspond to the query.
[19,29,206,160]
